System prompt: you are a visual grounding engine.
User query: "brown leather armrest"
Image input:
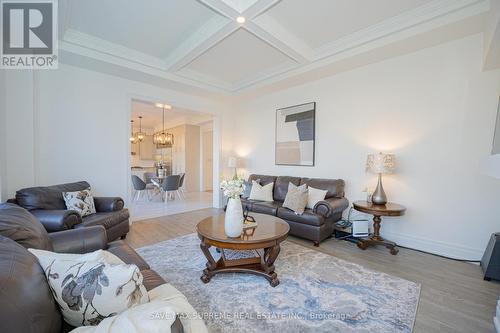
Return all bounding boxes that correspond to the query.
[313,198,349,218]
[30,209,82,232]
[93,197,124,212]
[49,226,108,253]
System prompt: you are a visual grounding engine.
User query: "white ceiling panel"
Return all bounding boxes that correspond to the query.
[258,0,434,49]
[59,0,490,93]
[182,28,297,84]
[66,0,221,58]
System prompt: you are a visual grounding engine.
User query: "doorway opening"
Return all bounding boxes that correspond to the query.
[129,99,215,221]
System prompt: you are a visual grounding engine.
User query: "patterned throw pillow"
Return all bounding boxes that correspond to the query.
[242,179,260,199]
[29,248,149,327]
[283,182,308,215]
[306,186,328,209]
[63,188,96,217]
[249,181,274,201]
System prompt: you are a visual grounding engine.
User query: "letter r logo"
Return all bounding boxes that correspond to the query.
[2,1,53,54]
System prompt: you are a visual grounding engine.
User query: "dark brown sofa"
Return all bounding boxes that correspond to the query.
[242,174,349,246]
[8,181,129,242]
[0,202,183,333]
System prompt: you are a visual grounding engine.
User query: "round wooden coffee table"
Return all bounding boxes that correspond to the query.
[196,213,289,287]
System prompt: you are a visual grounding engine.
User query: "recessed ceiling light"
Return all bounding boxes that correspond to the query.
[236,16,245,24]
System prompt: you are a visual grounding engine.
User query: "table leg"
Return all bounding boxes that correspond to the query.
[356,215,399,255]
[263,245,281,287]
[200,240,217,283]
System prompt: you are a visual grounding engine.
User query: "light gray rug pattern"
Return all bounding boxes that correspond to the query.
[137,234,420,333]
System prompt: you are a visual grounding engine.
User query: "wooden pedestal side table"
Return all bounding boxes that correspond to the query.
[196,213,289,287]
[352,201,406,255]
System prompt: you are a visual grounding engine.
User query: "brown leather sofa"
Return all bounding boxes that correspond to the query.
[0,202,183,333]
[242,174,349,246]
[8,181,129,242]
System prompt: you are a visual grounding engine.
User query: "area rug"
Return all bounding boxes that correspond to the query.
[137,234,420,333]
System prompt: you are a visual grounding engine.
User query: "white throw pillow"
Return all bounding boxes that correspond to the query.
[306,186,328,209]
[248,181,274,201]
[63,188,96,217]
[29,248,149,327]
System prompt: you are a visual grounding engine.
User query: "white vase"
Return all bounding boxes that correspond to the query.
[225,197,243,237]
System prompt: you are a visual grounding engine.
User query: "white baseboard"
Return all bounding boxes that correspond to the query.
[382,231,484,260]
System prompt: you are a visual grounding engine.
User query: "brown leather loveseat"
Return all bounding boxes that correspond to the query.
[242,174,349,246]
[0,202,183,333]
[8,181,129,242]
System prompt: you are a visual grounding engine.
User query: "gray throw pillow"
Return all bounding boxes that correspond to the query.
[283,182,308,215]
[242,179,260,199]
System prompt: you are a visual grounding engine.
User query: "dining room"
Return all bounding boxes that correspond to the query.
[129,99,215,221]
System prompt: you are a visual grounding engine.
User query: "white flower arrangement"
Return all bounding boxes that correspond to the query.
[220,177,244,199]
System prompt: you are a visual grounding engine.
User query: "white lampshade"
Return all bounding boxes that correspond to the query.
[366,152,396,174]
[227,157,237,168]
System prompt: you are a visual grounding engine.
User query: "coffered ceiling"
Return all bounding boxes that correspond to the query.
[59,0,492,95]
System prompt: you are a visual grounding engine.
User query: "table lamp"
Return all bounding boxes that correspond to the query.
[228,157,237,179]
[366,152,396,205]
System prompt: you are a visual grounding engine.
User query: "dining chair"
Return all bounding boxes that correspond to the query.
[131,175,151,201]
[178,173,186,198]
[143,172,156,184]
[161,175,181,202]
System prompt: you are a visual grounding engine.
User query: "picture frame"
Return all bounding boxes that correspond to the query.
[275,102,316,166]
[492,96,500,155]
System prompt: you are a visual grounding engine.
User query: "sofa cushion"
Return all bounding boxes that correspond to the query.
[241,197,253,211]
[29,249,149,327]
[77,210,130,230]
[62,188,96,217]
[0,203,53,250]
[277,207,325,226]
[274,176,301,202]
[250,201,282,216]
[0,236,62,333]
[107,241,150,271]
[249,181,274,201]
[242,178,259,199]
[16,181,91,211]
[248,174,276,186]
[282,183,308,215]
[306,186,328,209]
[299,178,345,199]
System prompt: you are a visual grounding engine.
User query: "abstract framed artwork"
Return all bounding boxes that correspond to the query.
[493,96,500,155]
[275,102,316,166]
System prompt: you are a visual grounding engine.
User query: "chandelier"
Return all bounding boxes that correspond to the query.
[153,104,174,148]
[134,116,146,143]
[129,120,137,144]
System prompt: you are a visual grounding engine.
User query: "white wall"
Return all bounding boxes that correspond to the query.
[1,64,233,207]
[1,70,37,198]
[0,69,6,202]
[233,34,500,259]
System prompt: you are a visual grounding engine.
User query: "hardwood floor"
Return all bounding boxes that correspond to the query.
[126,208,500,333]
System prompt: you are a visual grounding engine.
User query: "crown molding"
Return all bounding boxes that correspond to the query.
[59,40,230,94]
[58,0,491,95]
[312,0,490,61]
[231,3,489,93]
[175,68,233,91]
[63,29,167,70]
